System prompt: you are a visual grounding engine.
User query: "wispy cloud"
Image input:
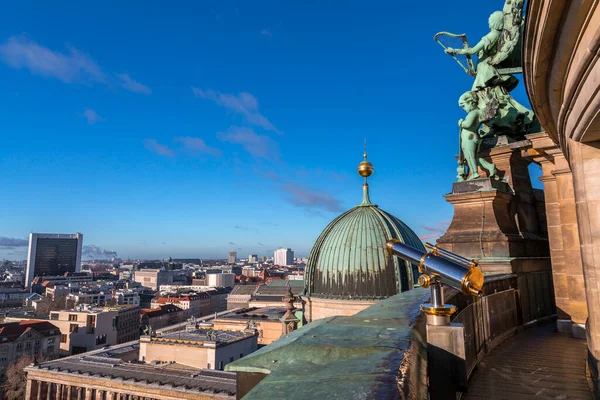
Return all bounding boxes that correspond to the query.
[0,36,105,83]
[283,184,343,213]
[218,126,279,159]
[253,167,280,181]
[0,237,28,248]
[116,73,152,95]
[234,225,248,231]
[192,88,279,133]
[0,36,150,94]
[81,108,104,125]
[419,221,450,241]
[144,139,174,157]
[174,136,222,157]
[421,221,450,235]
[260,29,272,38]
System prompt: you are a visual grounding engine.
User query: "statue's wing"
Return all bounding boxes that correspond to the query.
[434,32,476,76]
[488,0,525,68]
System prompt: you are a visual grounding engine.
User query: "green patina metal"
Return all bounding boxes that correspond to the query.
[226,288,430,399]
[304,181,424,300]
[436,0,541,181]
[266,280,304,288]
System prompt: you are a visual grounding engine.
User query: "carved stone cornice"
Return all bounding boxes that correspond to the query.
[524,1,600,158]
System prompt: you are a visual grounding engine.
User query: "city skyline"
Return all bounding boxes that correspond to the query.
[0,1,540,260]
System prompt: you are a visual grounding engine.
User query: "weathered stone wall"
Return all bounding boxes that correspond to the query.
[524,2,600,394]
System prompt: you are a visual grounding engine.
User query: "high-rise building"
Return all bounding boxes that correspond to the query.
[248,254,258,263]
[228,251,237,264]
[274,248,294,266]
[26,233,83,287]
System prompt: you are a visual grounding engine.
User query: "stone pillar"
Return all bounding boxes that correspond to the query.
[569,139,600,392]
[519,133,588,336]
[538,158,571,324]
[56,383,62,400]
[37,381,43,400]
[66,386,72,400]
[26,379,34,399]
[553,152,588,337]
[46,383,53,400]
[85,388,93,400]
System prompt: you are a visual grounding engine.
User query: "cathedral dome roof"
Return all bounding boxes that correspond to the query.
[304,153,424,300]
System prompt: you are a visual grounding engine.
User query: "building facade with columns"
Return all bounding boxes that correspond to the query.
[523,1,600,395]
[24,342,236,400]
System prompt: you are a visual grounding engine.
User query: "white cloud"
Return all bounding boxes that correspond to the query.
[0,35,150,95]
[143,139,174,157]
[217,126,279,159]
[81,108,104,125]
[260,29,272,38]
[192,88,279,133]
[174,136,222,157]
[117,73,152,95]
[0,36,105,84]
[282,184,343,213]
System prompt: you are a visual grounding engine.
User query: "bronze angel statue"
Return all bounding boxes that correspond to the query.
[436,0,539,138]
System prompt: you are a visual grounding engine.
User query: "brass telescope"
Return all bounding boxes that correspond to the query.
[386,239,484,324]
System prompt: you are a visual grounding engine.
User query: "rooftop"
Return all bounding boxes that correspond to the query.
[140,304,184,317]
[154,327,254,345]
[225,288,430,399]
[229,285,259,296]
[0,320,60,342]
[217,307,286,322]
[26,341,236,397]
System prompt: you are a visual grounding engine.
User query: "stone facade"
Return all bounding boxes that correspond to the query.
[24,342,236,400]
[438,136,551,275]
[518,132,588,336]
[213,308,287,345]
[45,307,119,355]
[139,328,258,371]
[302,297,375,322]
[140,304,187,332]
[0,320,60,366]
[524,1,600,394]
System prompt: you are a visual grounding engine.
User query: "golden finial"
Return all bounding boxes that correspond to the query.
[357,139,374,179]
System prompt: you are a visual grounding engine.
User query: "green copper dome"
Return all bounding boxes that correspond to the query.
[304,181,425,300]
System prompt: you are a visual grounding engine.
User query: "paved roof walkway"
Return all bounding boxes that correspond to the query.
[465,323,592,399]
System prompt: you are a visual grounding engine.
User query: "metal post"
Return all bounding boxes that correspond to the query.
[430,282,444,307]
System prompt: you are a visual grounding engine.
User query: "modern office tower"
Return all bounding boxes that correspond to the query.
[274,248,294,266]
[228,251,237,264]
[26,233,83,287]
[248,254,258,263]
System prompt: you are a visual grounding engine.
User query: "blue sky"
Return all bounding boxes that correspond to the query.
[0,0,540,260]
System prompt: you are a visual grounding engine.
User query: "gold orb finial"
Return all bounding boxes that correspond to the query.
[357,139,374,178]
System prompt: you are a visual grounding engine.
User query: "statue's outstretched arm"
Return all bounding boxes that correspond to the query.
[447,38,485,56]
